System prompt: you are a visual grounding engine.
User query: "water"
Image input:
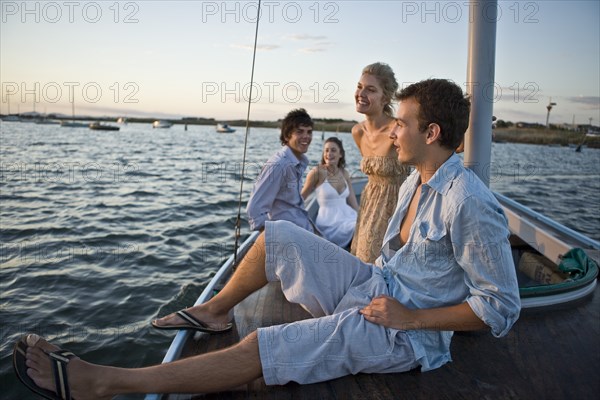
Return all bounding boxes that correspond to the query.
[1,122,599,399]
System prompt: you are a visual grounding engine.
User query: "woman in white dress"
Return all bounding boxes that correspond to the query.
[302,137,359,248]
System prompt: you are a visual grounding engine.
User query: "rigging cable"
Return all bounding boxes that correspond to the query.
[233,0,261,266]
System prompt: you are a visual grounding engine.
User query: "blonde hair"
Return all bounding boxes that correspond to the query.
[361,62,398,118]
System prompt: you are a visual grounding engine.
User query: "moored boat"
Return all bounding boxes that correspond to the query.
[61,96,87,128]
[89,122,120,131]
[34,118,60,125]
[216,123,236,133]
[153,120,173,129]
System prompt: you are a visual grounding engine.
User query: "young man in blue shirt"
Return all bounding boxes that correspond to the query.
[246,108,314,232]
[15,79,520,398]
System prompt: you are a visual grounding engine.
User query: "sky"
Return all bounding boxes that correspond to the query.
[1,0,599,126]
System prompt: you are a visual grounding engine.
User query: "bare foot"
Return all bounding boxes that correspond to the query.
[24,334,113,400]
[152,305,231,330]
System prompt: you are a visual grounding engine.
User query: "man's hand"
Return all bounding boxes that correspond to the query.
[360,295,488,332]
[360,295,416,330]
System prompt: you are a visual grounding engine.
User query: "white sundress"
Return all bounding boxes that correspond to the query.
[315,180,358,248]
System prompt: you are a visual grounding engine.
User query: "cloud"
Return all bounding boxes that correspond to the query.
[285,34,328,41]
[492,105,545,124]
[296,39,332,53]
[299,47,327,53]
[566,96,600,108]
[231,44,280,51]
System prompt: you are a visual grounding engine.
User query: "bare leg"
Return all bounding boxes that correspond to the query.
[25,332,262,399]
[153,232,268,329]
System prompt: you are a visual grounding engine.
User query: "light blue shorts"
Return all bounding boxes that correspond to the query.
[257,221,419,385]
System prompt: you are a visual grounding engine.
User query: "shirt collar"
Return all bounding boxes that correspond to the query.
[283,145,309,169]
[423,153,463,196]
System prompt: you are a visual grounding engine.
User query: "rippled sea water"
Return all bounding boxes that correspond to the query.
[1,121,599,399]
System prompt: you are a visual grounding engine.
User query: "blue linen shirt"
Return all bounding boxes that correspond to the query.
[247,146,313,232]
[377,153,521,371]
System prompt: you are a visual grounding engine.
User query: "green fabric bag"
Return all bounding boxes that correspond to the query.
[520,248,598,297]
[558,248,599,280]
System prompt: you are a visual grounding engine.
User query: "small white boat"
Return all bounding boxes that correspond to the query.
[216,123,236,133]
[153,120,173,129]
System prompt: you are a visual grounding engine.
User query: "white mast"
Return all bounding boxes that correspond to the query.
[464,0,498,187]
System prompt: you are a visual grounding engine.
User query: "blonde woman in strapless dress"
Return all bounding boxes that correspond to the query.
[302,137,359,247]
[350,63,410,263]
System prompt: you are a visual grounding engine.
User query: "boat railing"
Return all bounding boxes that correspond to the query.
[495,193,600,251]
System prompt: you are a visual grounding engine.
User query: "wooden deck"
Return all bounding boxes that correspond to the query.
[168,280,599,400]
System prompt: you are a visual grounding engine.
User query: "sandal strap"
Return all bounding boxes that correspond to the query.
[49,350,75,400]
[177,310,208,328]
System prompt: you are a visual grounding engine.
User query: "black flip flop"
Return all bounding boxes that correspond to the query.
[13,335,76,400]
[151,309,233,333]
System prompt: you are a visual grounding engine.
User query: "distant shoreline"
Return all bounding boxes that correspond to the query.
[3,115,598,149]
[493,128,600,149]
[1,114,358,134]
